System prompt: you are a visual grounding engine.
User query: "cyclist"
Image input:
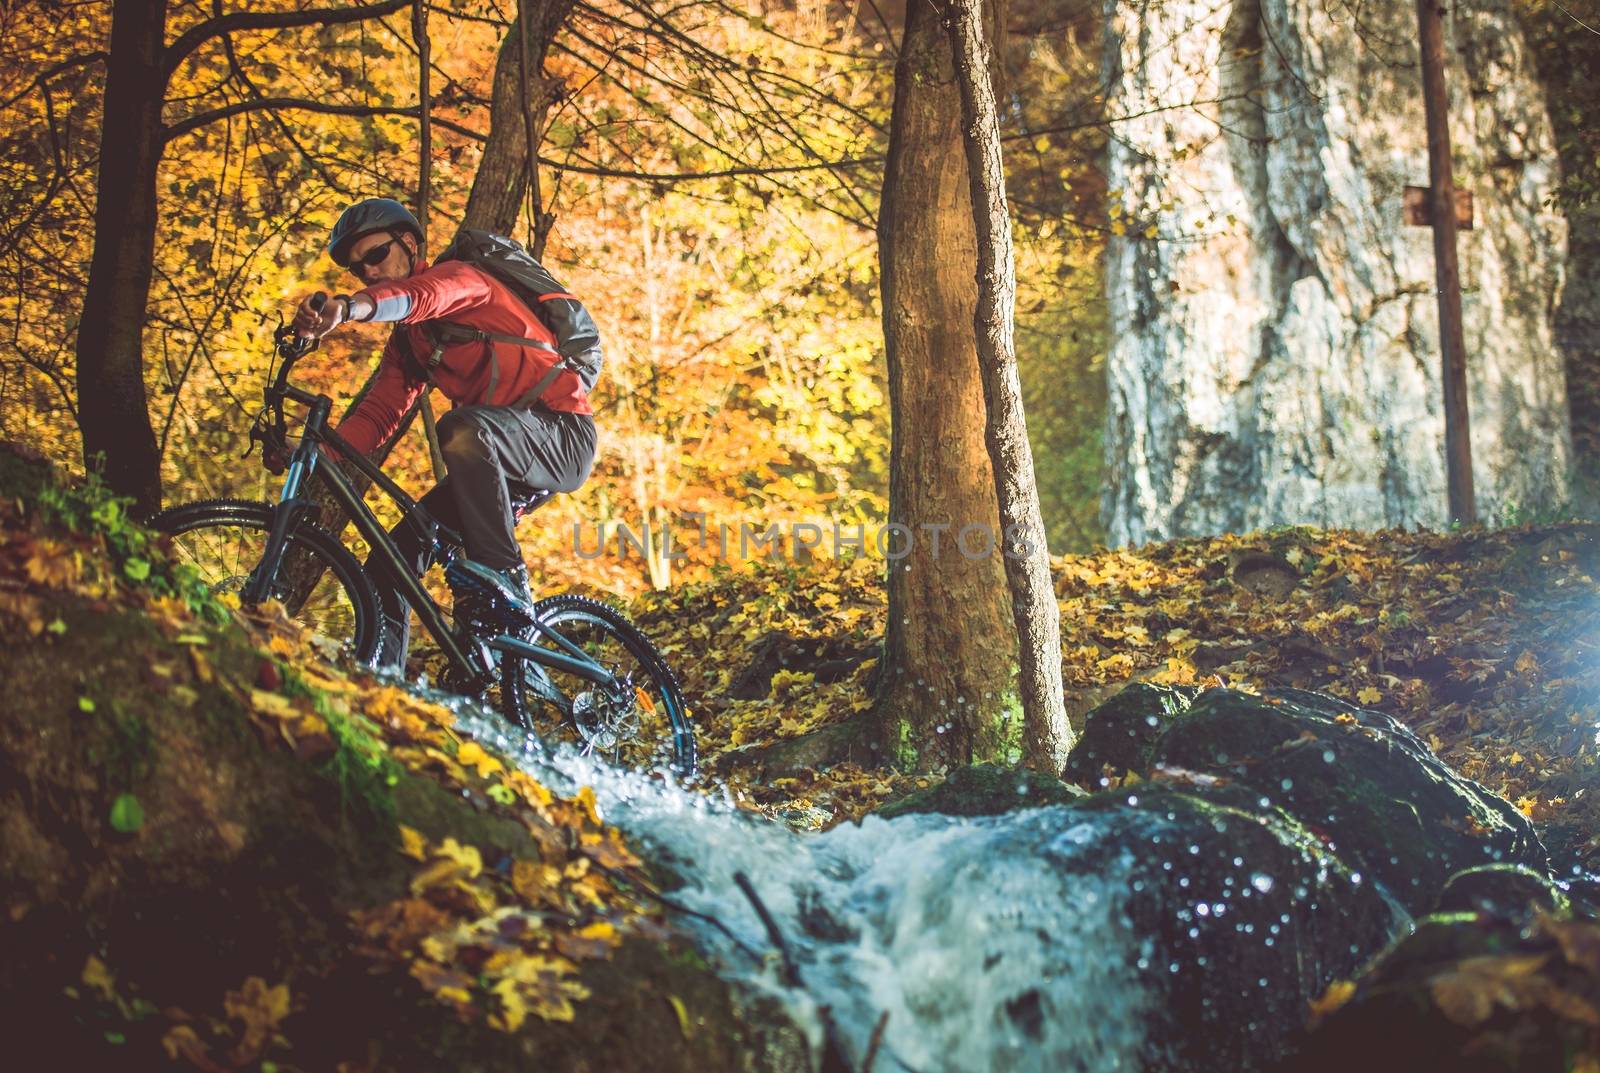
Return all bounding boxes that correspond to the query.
[289,197,598,673]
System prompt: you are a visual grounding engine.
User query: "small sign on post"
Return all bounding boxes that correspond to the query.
[1403,185,1474,230]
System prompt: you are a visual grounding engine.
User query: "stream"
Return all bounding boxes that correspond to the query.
[435,693,1431,1073]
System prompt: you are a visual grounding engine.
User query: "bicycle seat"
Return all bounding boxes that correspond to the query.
[508,481,556,522]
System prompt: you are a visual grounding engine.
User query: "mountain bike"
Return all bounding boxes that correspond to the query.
[148,297,696,776]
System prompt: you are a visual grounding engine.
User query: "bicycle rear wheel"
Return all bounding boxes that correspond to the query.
[150,499,381,665]
[500,594,696,777]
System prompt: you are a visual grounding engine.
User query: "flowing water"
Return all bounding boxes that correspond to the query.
[443,703,1249,1073]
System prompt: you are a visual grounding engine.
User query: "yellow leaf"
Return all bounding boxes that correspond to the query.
[81,954,114,1001]
[161,1025,208,1064]
[576,785,601,826]
[410,838,483,894]
[250,690,296,717]
[457,741,503,779]
[399,825,428,861]
[1356,686,1382,705]
[1308,978,1355,1021]
[667,993,692,1038]
[224,976,291,1059]
[578,921,617,942]
[1430,954,1550,1027]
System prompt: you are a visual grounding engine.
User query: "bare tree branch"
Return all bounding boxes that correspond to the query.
[163,97,486,143]
[0,51,108,112]
[534,152,879,181]
[163,0,412,79]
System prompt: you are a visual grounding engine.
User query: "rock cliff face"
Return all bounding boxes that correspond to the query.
[1101,0,1571,546]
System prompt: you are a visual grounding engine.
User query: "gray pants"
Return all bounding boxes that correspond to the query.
[372,404,596,667]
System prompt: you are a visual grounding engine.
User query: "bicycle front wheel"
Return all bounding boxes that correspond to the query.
[150,499,381,665]
[501,594,696,777]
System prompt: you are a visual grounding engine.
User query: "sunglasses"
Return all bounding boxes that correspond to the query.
[347,237,397,274]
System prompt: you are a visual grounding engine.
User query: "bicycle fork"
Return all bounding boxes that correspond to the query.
[241,437,322,606]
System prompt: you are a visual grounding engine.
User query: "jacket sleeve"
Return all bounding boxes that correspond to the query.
[331,333,425,458]
[359,261,496,324]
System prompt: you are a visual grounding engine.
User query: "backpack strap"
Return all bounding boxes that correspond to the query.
[421,320,576,408]
[510,355,577,409]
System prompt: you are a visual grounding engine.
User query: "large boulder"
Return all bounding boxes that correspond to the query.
[1149,687,1547,915]
[1066,685,1547,916]
[1277,886,1600,1073]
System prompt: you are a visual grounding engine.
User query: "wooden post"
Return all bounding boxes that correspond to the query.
[1416,0,1475,524]
[412,0,448,481]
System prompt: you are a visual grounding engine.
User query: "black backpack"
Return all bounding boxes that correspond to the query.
[401,229,604,405]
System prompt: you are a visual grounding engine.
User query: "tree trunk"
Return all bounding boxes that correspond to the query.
[281,3,574,608]
[872,0,1021,772]
[945,0,1073,772]
[462,3,576,241]
[76,0,168,515]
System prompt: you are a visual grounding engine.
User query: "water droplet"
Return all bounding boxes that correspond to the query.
[1169,962,1181,973]
[1188,926,1200,938]
[1232,856,1244,868]
[1179,876,1191,888]
[1146,714,1161,727]
[1196,903,1211,917]
[1127,794,1139,806]
[1137,957,1150,970]
[1280,777,1294,791]
[1350,871,1362,885]
[1322,748,1336,763]
[1188,844,1200,855]
[1250,873,1275,894]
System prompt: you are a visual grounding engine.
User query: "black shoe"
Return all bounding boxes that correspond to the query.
[446,559,536,633]
[445,560,537,697]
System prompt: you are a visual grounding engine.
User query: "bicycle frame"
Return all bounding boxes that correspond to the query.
[253,361,620,708]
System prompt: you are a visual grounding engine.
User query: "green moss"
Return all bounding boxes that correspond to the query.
[876,761,1083,818]
[992,688,1024,766]
[893,717,918,770]
[278,666,400,829]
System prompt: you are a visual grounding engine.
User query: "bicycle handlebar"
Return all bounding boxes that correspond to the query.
[254,292,329,462]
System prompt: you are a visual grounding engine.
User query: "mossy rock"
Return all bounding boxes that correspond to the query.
[1050,783,1399,1072]
[1146,687,1547,915]
[1276,904,1600,1073]
[875,761,1086,819]
[1061,682,1197,788]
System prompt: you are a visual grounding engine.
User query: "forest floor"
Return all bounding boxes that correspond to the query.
[4,444,1600,1064]
[612,519,1600,865]
[9,439,1600,858]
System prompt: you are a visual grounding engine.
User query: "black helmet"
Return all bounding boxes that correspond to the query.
[328,198,422,266]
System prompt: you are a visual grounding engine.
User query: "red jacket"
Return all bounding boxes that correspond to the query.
[336,260,593,457]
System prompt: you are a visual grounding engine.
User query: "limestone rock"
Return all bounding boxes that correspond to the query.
[1103,0,1571,544]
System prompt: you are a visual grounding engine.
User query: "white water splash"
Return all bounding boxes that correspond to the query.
[452,706,1154,1073]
